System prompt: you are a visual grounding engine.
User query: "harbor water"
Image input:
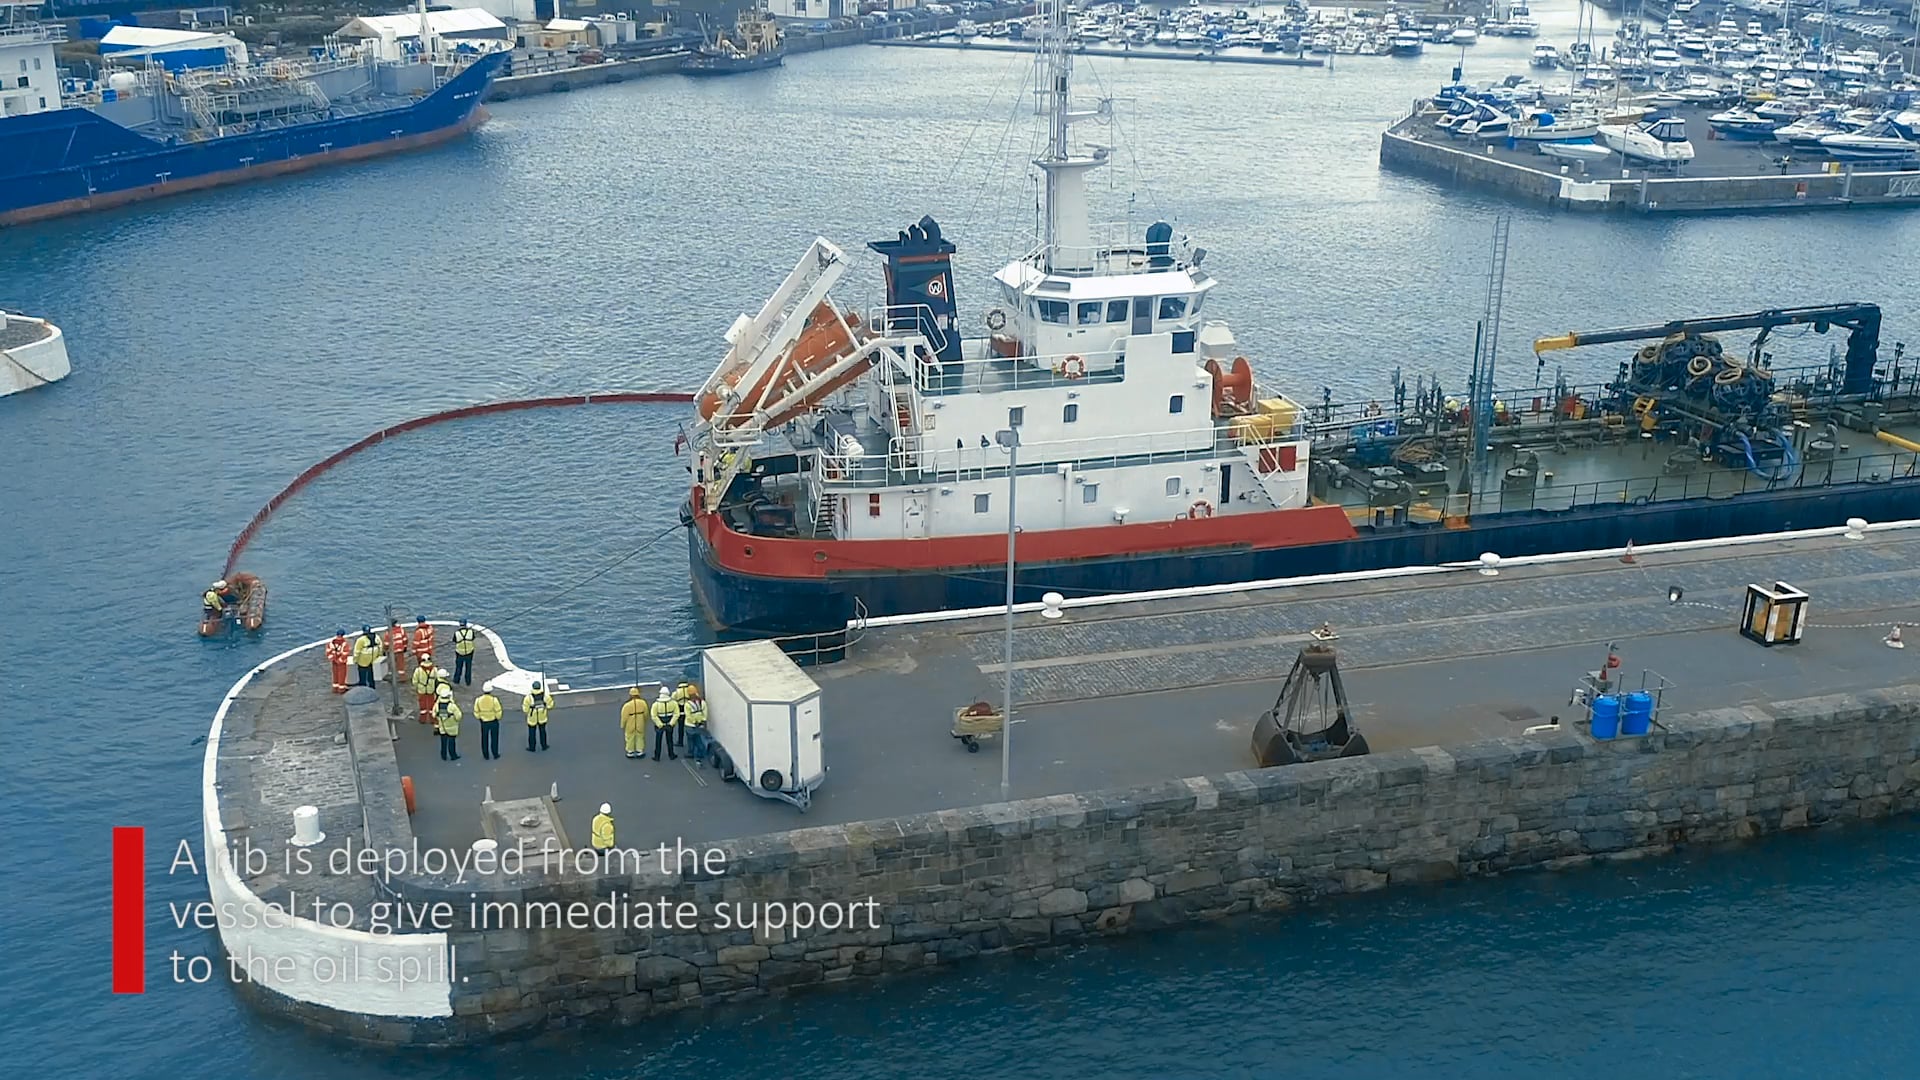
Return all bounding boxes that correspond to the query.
[4,14,1920,1075]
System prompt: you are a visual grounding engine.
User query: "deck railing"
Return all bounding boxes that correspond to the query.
[901,345,1129,397]
[1303,361,1870,453]
[814,422,1258,489]
[0,21,65,45]
[1351,446,1920,522]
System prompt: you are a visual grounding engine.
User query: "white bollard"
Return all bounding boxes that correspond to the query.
[1845,517,1867,540]
[1478,552,1501,577]
[483,785,494,804]
[1041,591,1065,619]
[290,805,325,847]
[471,838,498,857]
[549,781,561,802]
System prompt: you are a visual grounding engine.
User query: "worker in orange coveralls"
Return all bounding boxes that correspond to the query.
[386,619,410,681]
[325,629,352,694]
[411,616,436,668]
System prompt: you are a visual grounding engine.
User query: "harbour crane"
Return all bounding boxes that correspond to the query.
[1532,303,1884,396]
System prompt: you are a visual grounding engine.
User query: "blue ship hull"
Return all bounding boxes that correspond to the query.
[0,51,506,226]
[690,478,1920,637]
[681,51,784,76]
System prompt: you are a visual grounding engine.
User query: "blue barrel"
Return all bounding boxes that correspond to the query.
[1622,691,1655,736]
[1590,694,1621,740]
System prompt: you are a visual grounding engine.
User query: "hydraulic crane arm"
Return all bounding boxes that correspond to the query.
[1531,303,1883,395]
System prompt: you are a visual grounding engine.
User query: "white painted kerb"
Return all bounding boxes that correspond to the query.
[199,621,519,1020]
[855,518,1920,629]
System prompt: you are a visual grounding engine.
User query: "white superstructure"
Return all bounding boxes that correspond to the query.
[0,311,71,396]
[0,5,62,118]
[690,0,1308,545]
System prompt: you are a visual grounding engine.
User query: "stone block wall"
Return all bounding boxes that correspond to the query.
[306,686,1920,1044]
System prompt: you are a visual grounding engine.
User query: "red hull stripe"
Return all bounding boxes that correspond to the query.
[701,504,1361,580]
[1,109,488,228]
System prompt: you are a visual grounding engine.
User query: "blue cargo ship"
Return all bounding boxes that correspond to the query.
[0,13,506,226]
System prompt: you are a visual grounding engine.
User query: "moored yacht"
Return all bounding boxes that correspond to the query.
[1821,117,1920,161]
[1598,114,1696,164]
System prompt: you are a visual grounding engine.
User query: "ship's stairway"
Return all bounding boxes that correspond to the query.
[183,87,217,130]
[812,491,838,538]
[300,78,331,113]
[891,390,919,466]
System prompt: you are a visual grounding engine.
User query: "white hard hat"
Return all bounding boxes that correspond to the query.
[599,802,611,814]
[435,668,449,679]
[437,686,453,700]
[657,687,672,700]
[212,579,227,589]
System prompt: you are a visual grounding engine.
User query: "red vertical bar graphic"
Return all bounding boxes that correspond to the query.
[112,826,145,994]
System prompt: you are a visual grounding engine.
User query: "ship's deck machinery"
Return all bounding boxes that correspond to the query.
[1299,304,1918,521]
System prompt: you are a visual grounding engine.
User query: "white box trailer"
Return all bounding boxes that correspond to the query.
[701,640,824,810]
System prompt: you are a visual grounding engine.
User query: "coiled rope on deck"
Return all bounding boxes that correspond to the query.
[221,391,695,578]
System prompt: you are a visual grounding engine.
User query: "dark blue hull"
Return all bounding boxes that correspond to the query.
[0,51,506,226]
[690,479,1920,637]
[681,52,784,75]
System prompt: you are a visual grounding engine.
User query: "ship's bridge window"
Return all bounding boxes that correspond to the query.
[1158,296,1189,321]
[1164,477,1182,497]
[974,494,991,514]
[1169,394,1185,414]
[1037,300,1069,324]
[1106,300,1129,323]
[1077,302,1103,325]
[1083,483,1099,504]
[1063,403,1079,424]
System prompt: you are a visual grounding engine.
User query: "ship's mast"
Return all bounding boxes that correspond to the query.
[1035,0,1105,274]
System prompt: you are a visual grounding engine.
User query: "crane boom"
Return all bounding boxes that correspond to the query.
[1531,303,1883,394]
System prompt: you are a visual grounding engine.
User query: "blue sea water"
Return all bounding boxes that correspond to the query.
[3,11,1920,1076]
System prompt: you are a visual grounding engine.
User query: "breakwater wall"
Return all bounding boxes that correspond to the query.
[224,674,1920,1045]
[1379,127,1920,213]
[483,6,1032,102]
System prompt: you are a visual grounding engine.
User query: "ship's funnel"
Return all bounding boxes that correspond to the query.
[867,215,961,365]
[1146,221,1175,270]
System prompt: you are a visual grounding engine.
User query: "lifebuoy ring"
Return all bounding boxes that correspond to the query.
[1189,500,1214,519]
[1054,354,1086,380]
[985,308,1007,331]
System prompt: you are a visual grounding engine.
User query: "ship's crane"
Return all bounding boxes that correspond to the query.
[1532,303,1883,396]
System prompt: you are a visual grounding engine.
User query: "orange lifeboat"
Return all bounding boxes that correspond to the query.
[199,572,267,636]
[700,303,870,429]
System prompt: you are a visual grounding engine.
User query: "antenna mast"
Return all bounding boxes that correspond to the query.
[1033,0,1104,274]
[1467,212,1511,499]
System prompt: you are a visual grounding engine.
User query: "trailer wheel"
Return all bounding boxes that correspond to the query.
[962,735,979,753]
[760,769,784,792]
[715,750,735,782]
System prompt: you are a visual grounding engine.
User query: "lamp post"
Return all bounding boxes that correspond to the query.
[995,427,1021,802]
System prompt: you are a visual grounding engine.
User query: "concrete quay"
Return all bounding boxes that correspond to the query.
[202,523,1920,1044]
[487,53,685,102]
[482,6,1034,103]
[1381,104,1920,213]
